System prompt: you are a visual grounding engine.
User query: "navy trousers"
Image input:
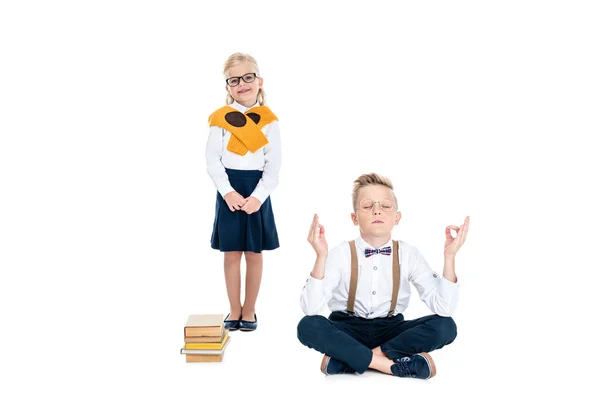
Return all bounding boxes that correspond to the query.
[297,311,457,374]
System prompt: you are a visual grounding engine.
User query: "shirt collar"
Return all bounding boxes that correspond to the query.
[230,100,259,113]
[355,236,393,251]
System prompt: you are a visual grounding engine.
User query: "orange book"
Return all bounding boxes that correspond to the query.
[184,333,224,344]
[184,332,229,350]
[186,354,223,362]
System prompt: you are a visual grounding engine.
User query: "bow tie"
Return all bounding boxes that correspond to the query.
[364,246,392,257]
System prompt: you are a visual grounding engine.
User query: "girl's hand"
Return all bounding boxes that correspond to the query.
[223,191,247,212]
[307,214,328,258]
[241,196,262,214]
[444,216,470,258]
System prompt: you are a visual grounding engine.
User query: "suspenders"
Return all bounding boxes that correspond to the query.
[347,240,401,318]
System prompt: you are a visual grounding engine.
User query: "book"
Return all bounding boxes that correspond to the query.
[184,334,223,344]
[184,314,223,337]
[181,335,230,355]
[184,332,229,350]
[186,354,223,362]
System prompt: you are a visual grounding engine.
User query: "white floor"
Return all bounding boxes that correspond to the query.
[2,257,584,399]
[1,235,594,399]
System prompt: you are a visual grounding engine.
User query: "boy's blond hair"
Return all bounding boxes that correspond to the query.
[223,52,266,106]
[352,173,398,211]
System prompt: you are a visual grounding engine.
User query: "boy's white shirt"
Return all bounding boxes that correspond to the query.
[300,236,460,318]
[205,100,282,203]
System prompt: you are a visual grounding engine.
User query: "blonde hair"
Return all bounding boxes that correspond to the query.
[223,52,266,106]
[352,173,398,211]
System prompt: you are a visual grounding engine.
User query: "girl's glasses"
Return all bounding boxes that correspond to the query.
[359,199,395,212]
[226,73,258,87]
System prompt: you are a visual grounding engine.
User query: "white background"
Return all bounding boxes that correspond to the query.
[1,1,599,398]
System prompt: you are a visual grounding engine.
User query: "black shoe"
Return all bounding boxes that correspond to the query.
[223,313,240,331]
[239,314,257,331]
[391,352,436,379]
[321,355,356,375]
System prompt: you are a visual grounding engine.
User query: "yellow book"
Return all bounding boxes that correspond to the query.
[181,336,231,355]
[184,332,229,350]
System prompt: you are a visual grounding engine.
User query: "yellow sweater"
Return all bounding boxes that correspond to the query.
[208,105,278,156]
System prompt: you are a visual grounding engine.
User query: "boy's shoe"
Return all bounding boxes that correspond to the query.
[321,354,356,375]
[223,313,240,331]
[391,352,436,379]
[239,314,257,331]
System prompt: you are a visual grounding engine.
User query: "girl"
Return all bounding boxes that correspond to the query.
[205,53,281,332]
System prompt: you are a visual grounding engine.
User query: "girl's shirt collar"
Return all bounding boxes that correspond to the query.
[231,100,259,113]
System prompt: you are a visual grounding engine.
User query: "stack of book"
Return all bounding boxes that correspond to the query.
[181,314,230,362]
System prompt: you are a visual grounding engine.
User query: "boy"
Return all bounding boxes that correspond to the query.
[297,173,470,379]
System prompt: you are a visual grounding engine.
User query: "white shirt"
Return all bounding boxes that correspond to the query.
[205,100,282,203]
[300,236,460,319]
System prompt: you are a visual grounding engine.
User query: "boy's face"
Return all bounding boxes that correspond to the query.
[225,61,263,106]
[351,184,401,237]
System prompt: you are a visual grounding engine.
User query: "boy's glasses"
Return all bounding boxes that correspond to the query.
[226,73,258,87]
[358,199,395,212]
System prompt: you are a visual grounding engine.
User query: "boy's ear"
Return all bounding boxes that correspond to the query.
[394,211,402,225]
[351,212,359,226]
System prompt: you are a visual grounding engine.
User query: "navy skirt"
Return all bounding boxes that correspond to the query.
[211,168,279,253]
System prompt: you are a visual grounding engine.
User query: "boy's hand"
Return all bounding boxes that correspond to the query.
[444,216,470,258]
[307,214,328,257]
[241,196,262,214]
[223,191,247,212]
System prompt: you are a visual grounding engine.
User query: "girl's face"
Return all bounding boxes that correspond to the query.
[225,61,263,108]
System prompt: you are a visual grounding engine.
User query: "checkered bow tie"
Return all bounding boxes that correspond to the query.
[364,246,392,257]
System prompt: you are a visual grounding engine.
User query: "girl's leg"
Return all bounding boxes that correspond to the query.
[241,251,262,321]
[224,251,243,319]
